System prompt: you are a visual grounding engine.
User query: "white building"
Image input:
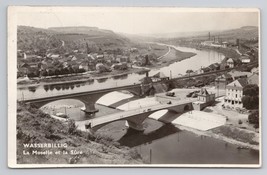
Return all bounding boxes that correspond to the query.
[226,58,235,68]
[224,79,248,109]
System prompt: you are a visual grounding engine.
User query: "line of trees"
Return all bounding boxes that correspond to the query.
[27,67,86,78]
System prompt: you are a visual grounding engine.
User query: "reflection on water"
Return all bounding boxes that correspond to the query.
[43,81,90,92]
[119,124,180,147]
[18,45,224,100]
[97,77,109,83]
[28,86,36,92]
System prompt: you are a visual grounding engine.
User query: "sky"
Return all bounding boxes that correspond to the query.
[15,7,259,34]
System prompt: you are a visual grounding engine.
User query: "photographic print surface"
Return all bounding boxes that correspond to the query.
[8,7,261,168]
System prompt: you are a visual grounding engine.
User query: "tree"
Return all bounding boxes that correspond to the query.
[248,110,259,128]
[186,69,194,74]
[54,69,61,76]
[242,84,259,110]
[243,84,259,96]
[48,69,55,76]
[186,69,194,78]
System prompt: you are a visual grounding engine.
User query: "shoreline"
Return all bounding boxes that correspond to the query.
[17,67,149,89]
[17,44,196,88]
[176,124,259,151]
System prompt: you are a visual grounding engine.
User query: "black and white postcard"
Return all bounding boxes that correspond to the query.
[8,7,261,168]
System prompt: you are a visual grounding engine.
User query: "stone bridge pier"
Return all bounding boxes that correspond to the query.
[125,113,149,131]
[78,95,101,114]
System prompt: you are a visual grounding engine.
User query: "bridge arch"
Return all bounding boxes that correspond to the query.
[40,99,86,120]
[96,90,138,106]
[24,84,143,114]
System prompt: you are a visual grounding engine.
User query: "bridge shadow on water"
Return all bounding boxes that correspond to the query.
[118,123,181,148]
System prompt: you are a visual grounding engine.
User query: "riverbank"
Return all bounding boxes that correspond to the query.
[17,44,196,88]
[177,124,259,151]
[145,46,196,69]
[169,42,240,59]
[16,103,143,164]
[17,67,148,88]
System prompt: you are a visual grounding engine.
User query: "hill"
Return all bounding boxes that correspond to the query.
[17,26,133,54]
[17,26,62,53]
[213,26,258,40]
[16,102,142,164]
[151,26,259,42]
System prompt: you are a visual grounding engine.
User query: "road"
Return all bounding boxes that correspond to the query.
[156,46,171,60]
[84,99,195,128]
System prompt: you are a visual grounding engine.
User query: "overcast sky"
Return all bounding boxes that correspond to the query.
[16,7,259,34]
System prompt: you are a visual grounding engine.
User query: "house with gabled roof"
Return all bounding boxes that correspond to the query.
[151,72,169,82]
[192,88,215,110]
[224,78,248,109]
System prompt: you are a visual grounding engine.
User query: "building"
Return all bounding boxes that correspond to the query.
[247,74,259,86]
[151,72,169,82]
[116,55,129,63]
[208,63,220,71]
[201,67,211,73]
[251,67,259,75]
[240,55,251,64]
[197,88,215,103]
[224,78,248,109]
[79,62,89,71]
[228,70,252,80]
[215,73,233,89]
[226,58,235,68]
[222,41,229,48]
[192,88,215,110]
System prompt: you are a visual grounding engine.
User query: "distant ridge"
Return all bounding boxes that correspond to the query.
[48,26,115,35]
[17,26,132,52]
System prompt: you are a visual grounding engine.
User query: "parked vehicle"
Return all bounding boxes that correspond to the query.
[186,90,200,98]
[186,91,194,97]
[191,92,198,98]
[166,92,175,97]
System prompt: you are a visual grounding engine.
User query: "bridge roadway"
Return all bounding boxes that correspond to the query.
[85,99,195,131]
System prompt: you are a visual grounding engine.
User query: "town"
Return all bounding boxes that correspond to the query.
[16,25,260,165]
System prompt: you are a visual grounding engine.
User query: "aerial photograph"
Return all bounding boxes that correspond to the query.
[12,7,260,166]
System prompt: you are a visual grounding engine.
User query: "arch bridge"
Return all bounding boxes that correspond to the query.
[23,84,142,113]
[85,101,193,131]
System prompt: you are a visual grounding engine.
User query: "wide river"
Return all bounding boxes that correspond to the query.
[18,45,223,100]
[17,45,259,164]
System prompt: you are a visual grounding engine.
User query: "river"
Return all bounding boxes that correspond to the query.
[17,45,259,164]
[17,45,223,100]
